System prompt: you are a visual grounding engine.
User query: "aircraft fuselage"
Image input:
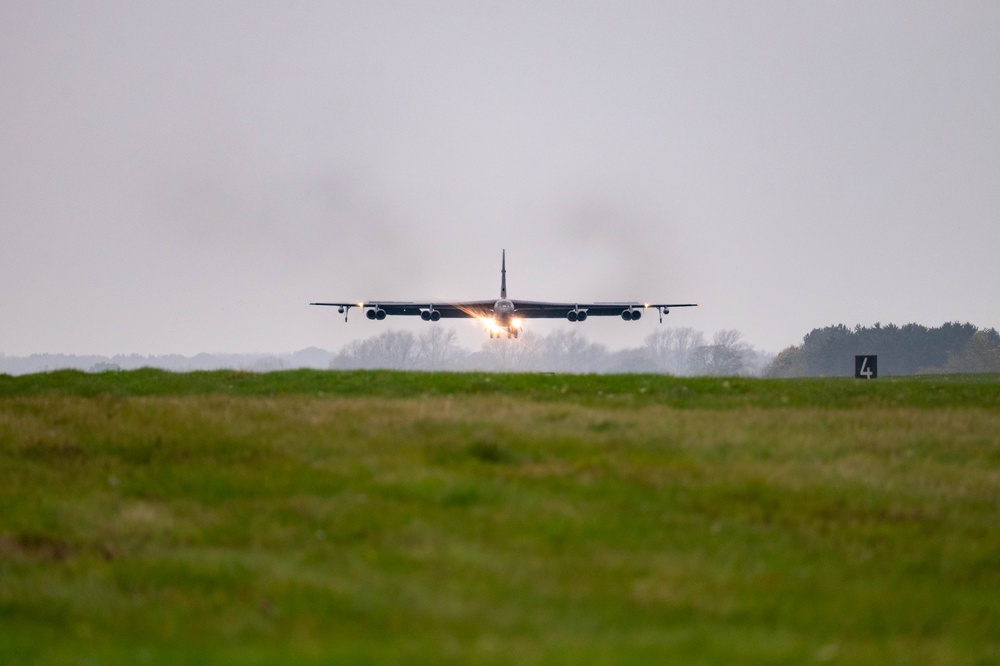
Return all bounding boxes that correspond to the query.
[490,298,519,337]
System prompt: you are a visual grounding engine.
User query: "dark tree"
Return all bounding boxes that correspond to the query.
[766,322,997,377]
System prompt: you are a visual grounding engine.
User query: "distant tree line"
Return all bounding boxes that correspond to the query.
[0,348,335,376]
[766,322,1000,377]
[329,326,772,375]
[5,321,998,377]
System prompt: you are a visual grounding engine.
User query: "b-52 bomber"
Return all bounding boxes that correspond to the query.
[311,251,697,338]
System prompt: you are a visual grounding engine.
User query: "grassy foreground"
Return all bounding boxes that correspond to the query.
[1,370,999,665]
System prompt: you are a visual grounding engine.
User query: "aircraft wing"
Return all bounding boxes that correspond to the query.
[510,300,698,318]
[310,300,697,316]
[310,300,499,320]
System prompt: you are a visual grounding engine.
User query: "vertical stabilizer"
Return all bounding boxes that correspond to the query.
[501,250,507,298]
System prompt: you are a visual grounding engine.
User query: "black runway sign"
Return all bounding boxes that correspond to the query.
[855,355,877,379]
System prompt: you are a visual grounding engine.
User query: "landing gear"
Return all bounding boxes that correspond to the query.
[489,328,518,339]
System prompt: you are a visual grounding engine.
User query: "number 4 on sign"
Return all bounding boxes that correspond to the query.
[855,355,878,379]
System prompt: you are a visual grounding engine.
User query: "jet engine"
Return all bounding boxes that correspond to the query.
[421,308,442,322]
[567,309,587,322]
[622,309,642,321]
[366,308,387,320]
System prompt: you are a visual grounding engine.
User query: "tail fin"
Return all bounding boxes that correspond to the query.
[500,250,507,298]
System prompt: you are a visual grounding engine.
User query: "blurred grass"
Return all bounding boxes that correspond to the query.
[1,370,999,664]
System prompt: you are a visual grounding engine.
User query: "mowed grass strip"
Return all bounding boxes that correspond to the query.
[0,373,999,664]
[3,368,1000,408]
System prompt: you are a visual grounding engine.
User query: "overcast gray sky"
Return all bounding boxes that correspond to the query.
[2,1,998,356]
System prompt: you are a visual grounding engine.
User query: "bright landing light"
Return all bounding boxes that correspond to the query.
[477,317,504,335]
[511,318,523,329]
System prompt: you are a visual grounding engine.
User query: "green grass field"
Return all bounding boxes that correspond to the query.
[2,370,999,665]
